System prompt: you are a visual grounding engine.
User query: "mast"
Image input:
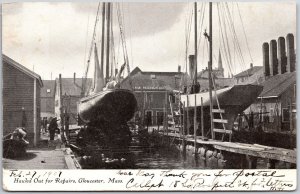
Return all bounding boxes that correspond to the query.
[194,2,197,85]
[100,2,106,79]
[106,2,111,83]
[208,2,214,138]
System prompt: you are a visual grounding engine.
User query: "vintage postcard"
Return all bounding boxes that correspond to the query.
[1,0,297,191]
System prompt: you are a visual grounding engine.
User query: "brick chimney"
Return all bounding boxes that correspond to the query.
[250,63,253,69]
[286,33,295,72]
[262,42,270,77]
[269,39,278,76]
[278,36,287,74]
[178,65,181,72]
[73,72,76,83]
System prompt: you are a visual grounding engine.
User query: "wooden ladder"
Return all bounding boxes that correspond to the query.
[211,73,232,142]
[167,95,179,134]
[212,108,232,141]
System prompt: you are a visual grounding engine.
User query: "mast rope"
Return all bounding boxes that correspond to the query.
[83,2,101,94]
[236,3,254,63]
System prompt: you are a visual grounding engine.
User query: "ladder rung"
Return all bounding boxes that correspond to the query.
[213,119,228,124]
[213,128,232,134]
[212,109,225,113]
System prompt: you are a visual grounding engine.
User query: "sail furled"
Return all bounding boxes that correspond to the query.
[92,44,105,93]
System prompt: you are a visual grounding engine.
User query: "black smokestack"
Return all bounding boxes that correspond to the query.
[278,36,287,74]
[286,33,295,72]
[262,42,270,77]
[269,39,278,76]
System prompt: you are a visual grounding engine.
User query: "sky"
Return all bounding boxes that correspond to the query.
[2,1,296,80]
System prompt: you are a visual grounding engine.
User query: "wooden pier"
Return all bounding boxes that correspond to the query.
[160,132,296,168]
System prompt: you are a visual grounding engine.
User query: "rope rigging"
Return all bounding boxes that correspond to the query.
[84,3,101,85]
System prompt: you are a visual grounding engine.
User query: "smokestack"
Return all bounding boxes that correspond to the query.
[73,72,76,83]
[278,36,287,74]
[178,65,181,72]
[262,42,270,77]
[115,68,118,76]
[286,33,295,72]
[269,39,278,76]
[250,63,253,69]
[188,55,195,79]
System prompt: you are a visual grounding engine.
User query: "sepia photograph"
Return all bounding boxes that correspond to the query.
[1,0,297,191]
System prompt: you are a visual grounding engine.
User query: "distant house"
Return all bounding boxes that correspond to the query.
[40,80,56,120]
[197,51,225,79]
[54,76,92,125]
[121,67,182,126]
[2,55,43,146]
[234,64,264,84]
[246,72,296,133]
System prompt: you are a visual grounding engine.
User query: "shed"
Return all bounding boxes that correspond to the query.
[2,54,43,146]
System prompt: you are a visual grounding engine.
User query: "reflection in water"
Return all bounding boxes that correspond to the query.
[133,146,206,169]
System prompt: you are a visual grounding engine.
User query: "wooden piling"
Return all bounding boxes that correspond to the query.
[194,94,197,156]
[59,74,65,143]
[201,97,204,138]
[182,102,186,159]
[187,95,190,135]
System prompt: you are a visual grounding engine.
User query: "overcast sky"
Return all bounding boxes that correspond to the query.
[2,1,296,80]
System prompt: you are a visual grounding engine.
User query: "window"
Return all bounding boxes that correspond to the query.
[282,108,290,122]
[47,89,51,93]
[156,111,164,125]
[145,110,153,126]
[150,74,156,79]
[258,105,266,122]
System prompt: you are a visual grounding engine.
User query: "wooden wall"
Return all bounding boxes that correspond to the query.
[2,61,41,146]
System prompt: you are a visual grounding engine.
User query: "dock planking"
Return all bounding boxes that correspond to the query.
[164,133,296,164]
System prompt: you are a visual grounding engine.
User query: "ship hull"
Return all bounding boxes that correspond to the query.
[181,84,263,132]
[78,89,137,125]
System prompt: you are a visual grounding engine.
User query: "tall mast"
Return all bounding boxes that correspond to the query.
[106,2,111,83]
[194,2,197,85]
[100,3,106,79]
[208,2,214,138]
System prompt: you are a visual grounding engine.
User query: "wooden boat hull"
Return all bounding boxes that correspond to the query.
[181,84,263,132]
[78,89,137,125]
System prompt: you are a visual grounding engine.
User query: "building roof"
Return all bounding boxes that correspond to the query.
[234,66,263,78]
[121,67,234,91]
[259,72,296,98]
[121,67,183,91]
[2,54,43,87]
[56,78,93,96]
[41,80,56,97]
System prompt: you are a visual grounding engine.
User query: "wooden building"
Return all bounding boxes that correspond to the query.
[246,72,296,133]
[40,80,56,120]
[2,55,43,146]
[54,76,92,125]
[121,67,182,126]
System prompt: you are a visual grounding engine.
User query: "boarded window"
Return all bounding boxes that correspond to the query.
[282,108,290,122]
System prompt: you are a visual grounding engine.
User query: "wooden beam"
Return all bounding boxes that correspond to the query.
[213,119,228,124]
[212,109,225,113]
[33,79,37,146]
[213,128,232,134]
